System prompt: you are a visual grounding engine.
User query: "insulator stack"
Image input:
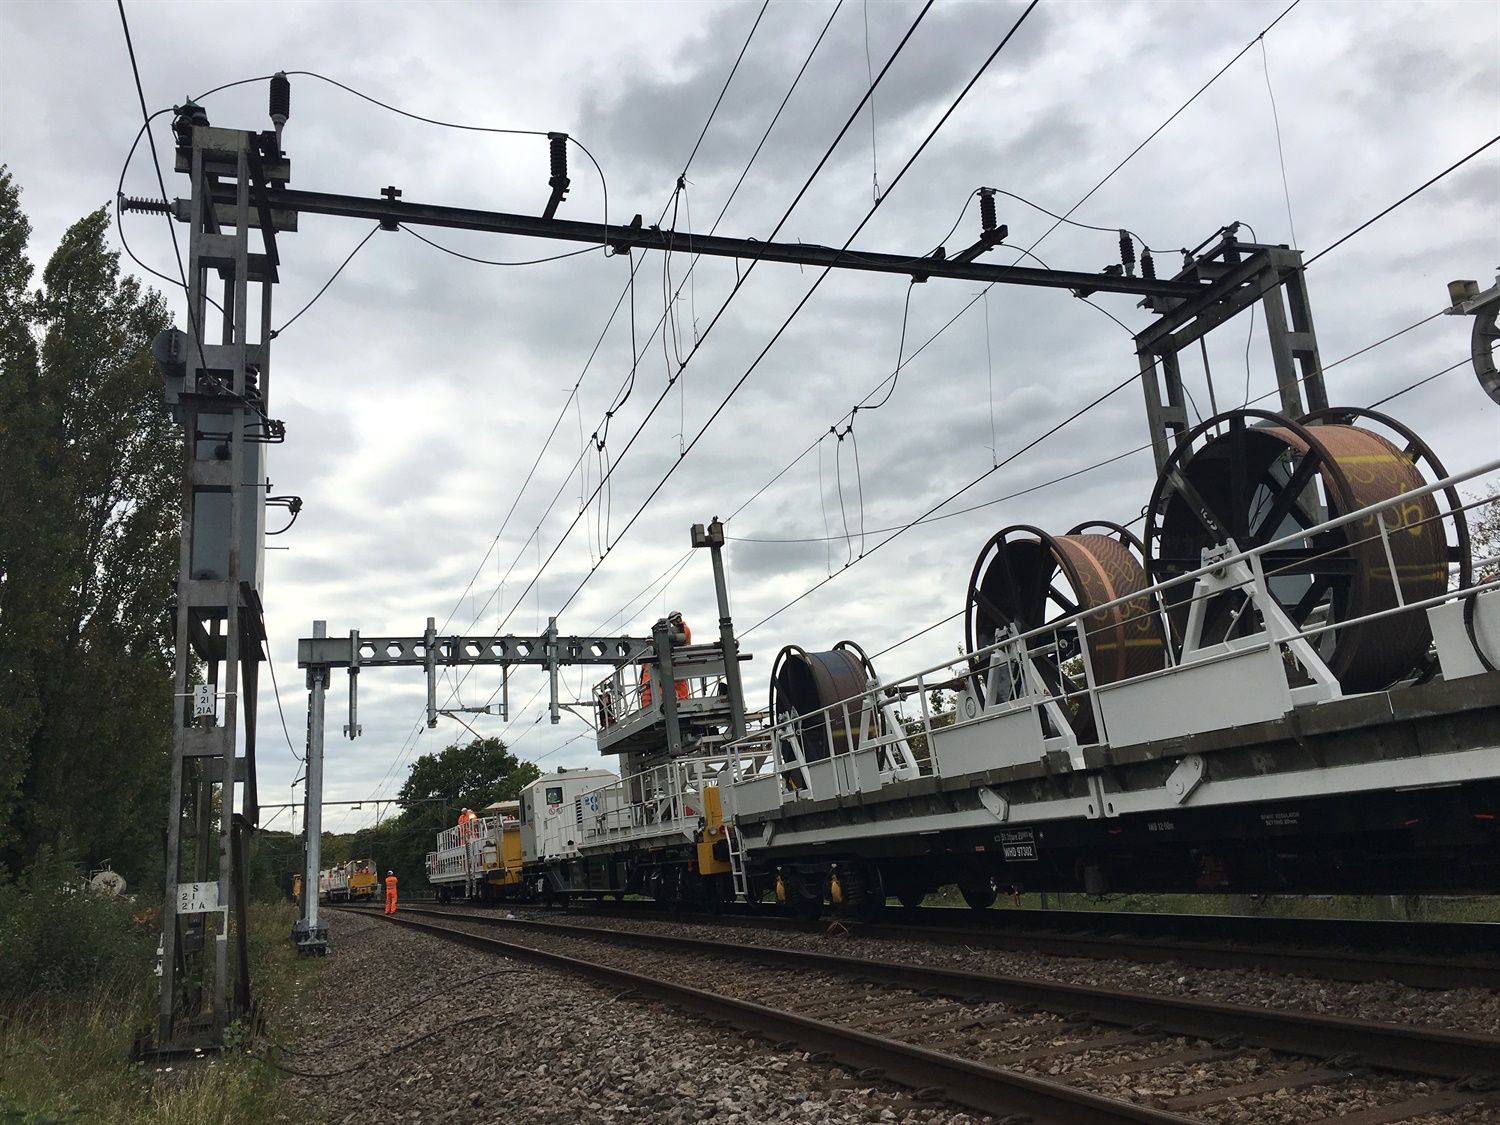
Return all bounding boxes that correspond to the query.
[1141,249,1156,281]
[269,72,291,126]
[978,188,998,233]
[123,196,172,215]
[543,132,571,219]
[269,72,290,152]
[1119,230,1136,276]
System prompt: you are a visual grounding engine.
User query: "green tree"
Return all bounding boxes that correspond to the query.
[0,168,176,883]
[397,735,540,812]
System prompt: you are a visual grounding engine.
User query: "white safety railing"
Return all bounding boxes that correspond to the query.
[427,816,503,882]
[592,646,738,730]
[721,453,1500,814]
[574,754,736,848]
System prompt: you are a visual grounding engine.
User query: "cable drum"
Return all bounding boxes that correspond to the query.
[965,523,1165,741]
[769,643,877,764]
[1145,408,1457,693]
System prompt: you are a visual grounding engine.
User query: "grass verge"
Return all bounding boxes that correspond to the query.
[0,895,321,1125]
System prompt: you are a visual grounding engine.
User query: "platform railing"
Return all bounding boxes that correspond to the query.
[592,646,738,730]
[722,453,1500,810]
[575,753,737,846]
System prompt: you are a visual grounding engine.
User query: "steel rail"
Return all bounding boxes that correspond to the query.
[374,910,1197,1125]
[384,905,1500,1080]
[859,921,1497,992]
[533,897,1500,955]
[878,904,1500,955]
[556,901,1498,991]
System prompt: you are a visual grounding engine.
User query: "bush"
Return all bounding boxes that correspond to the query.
[0,849,154,1006]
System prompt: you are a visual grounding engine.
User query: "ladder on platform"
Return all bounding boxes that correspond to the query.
[727,824,750,901]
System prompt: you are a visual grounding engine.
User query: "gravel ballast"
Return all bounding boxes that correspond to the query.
[497,906,1500,1036]
[285,909,1002,1125]
[398,909,1500,1122]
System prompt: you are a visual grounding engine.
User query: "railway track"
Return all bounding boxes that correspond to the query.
[553,900,1500,992]
[344,905,1500,1123]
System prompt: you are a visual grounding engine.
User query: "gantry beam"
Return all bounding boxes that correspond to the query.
[202,184,1203,300]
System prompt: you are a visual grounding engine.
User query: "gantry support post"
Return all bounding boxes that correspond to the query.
[155,109,288,1052]
[291,621,328,955]
[424,617,438,728]
[1134,236,1325,469]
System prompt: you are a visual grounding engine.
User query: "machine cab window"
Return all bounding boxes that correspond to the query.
[545,786,564,807]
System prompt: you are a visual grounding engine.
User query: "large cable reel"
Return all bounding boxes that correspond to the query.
[769,641,879,764]
[1144,408,1465,693]
[964,522,1165,742]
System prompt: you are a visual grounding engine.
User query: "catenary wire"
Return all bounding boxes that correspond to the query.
[427,0,828,654]
[727,297,1455,551]
[401,226,603,268]
[678,1,770,177]
[474,1,943,638]
[1020,0,1302,256]
[549,1,1036,622]
[264,642,305,764]
[270,223,381,338]
[436,0,866,665]
[1302,133,1500,269]
[364,10,842,796]
[114,2,205,363]
[1259,37,1298,249]
[1367,357,1471,409]
[425,0,941,748]
[741,364,1141,636]
[729,442,1152,544]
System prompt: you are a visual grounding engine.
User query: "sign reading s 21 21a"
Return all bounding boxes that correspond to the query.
[176,881,219,914]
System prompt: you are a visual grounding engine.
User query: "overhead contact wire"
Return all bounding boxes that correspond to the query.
[551,1,1037,621]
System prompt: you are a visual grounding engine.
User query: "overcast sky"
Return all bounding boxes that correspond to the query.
[3,0,1497,839]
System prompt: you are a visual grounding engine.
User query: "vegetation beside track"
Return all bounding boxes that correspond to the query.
[0,860,320,1125]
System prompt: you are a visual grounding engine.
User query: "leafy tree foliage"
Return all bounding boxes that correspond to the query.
[397,735,540,811]
[0,167,176,884]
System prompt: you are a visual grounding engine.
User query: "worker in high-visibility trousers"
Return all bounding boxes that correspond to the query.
[384,870,398,914]
[640,612,692,707]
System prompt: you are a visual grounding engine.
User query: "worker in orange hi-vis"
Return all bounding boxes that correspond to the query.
[384,870,398,914]
[640,612,692,708]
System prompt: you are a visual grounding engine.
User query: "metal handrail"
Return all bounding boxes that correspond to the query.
[724,452,1500,769]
